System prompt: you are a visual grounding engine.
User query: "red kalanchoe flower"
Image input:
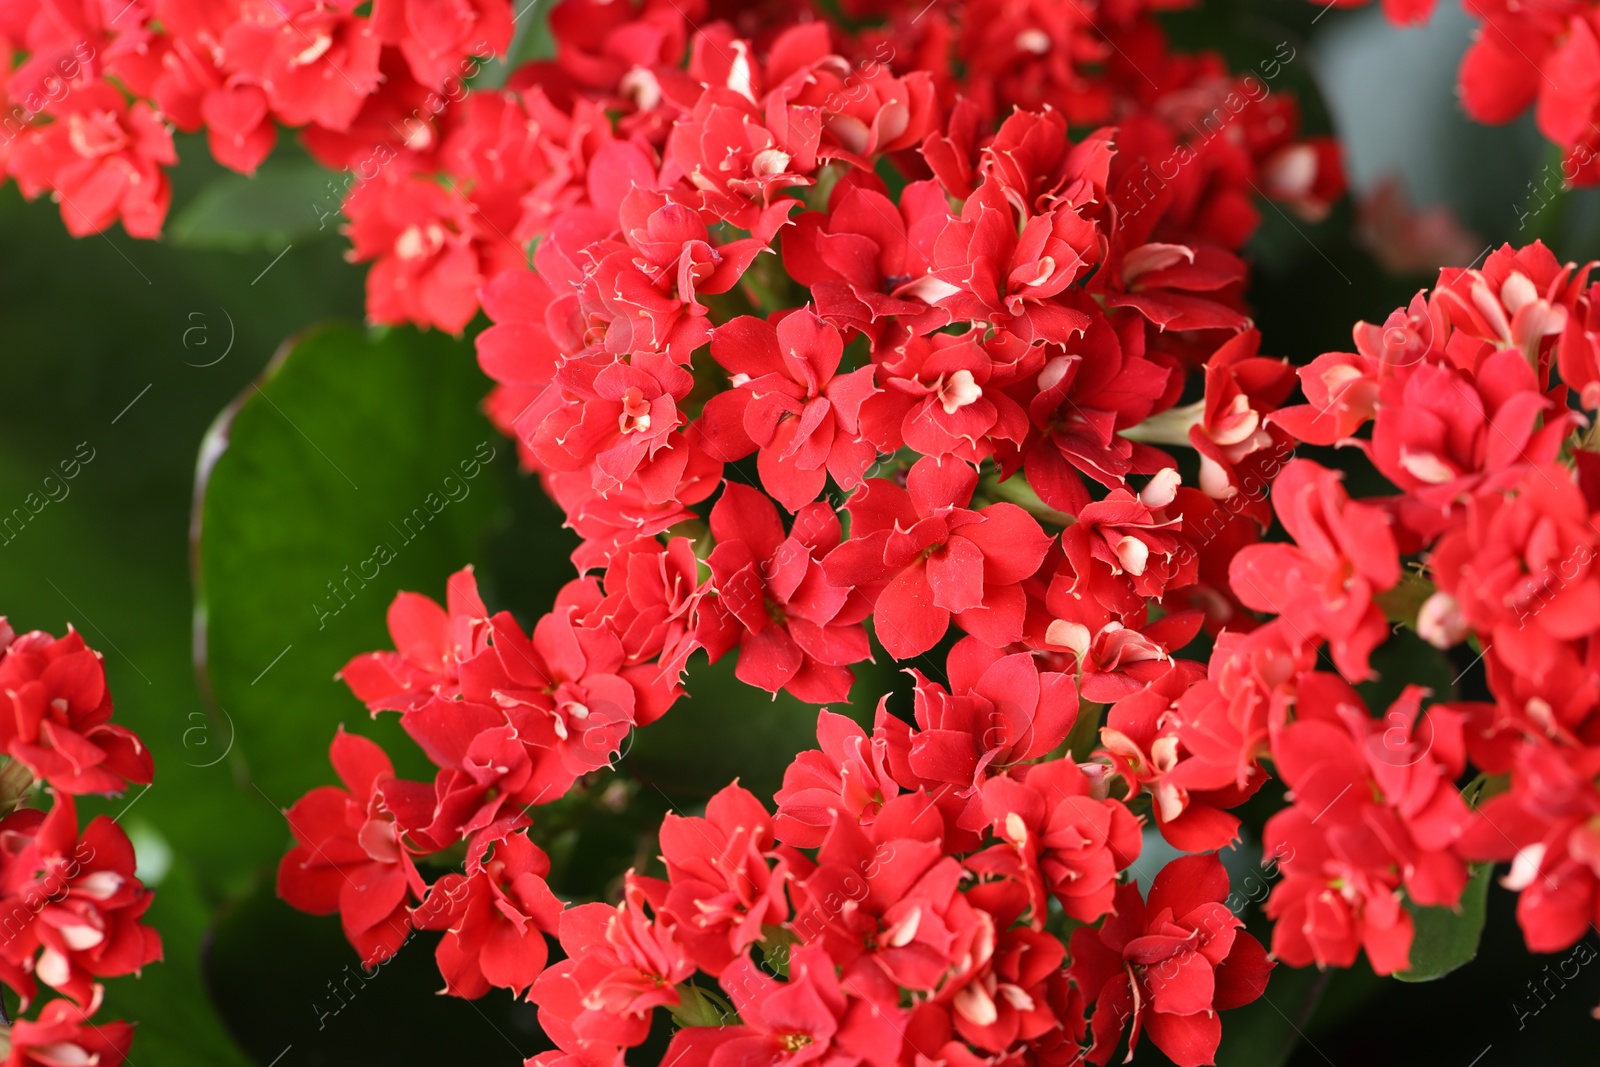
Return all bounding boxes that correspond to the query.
[662,942,905,1066]
[765,22,940,162]
[221,0,383,131]
[431,604,652,805]
[782,177,950,340]
[345,171,521,334]
[0,624,153,795]
[149,0,278,174]
[860,330,1031,465]
[1561,278,1600,411]
[1056,468,1196,615]
[1099,662,1261,852]
[1228,459,1400,680]
[1369,349,1572,539]
[1091,239,1250,336]
[477,268,565,470]
[339,566,491,714]
[1129,330,1295,516]
[773,709,902,848]
[1175,621,1315,798]
[822,456,1052,659]
[371,0,513,90]
[0,794,162,1008]
[1069,854,1273,1067]
[277,729,425,964]
[659,782,788,975]
[8,84,175,238]
[576,186,767,364]
[1425,465,1600,683]
[920,177,1099,346]
[530,873,694,1056]
[2,996,133,1067]
[385,694,543,848]
[412,830,565,998]
[1429,240,1579,363]
[1270,289,1443,447]
[530,351,693,499]
[1457,742,1600,953]
[665,85,819,242]
[700,310,879,512]
[947,923,1075,1055]
[790,791,982,1002]
[878,636,1078,830]
[564,535,703,677]
[1015,315,1174,517]
[972,758,1141,924]
[1263,682,1470,974]
[549,434,723,573]
[697,482,872,703]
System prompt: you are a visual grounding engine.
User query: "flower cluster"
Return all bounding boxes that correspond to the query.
[363,0,1343,333]
[1334,0,1600,184]
[0,0,512,238]
[271,1,1337,1062]
[1248,240,1600,982]
[258,0,1331,1057]
[0,618,159,1067]
[270,0,1600,1060]
[0,0,1340,337]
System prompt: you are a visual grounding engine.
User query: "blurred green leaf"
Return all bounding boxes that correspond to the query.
[169,160,338,252]
[507,0,557,67]
[477,0,556,88]
[1398,862,1493,983]
[194,323,506,804]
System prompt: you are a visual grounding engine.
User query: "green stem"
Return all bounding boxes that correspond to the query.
[978,471,1075,527]
[1065,700,1105,763]
[1117,400,1204,448]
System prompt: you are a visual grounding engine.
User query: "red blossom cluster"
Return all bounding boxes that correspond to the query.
[362,0,1344,333]
[1248,241,1600,981]
[0,0,1341,335]
[268,0,1346,1062]
[0,618,159,1067]
[0,0,511,238]
[249,0,1600,1061]
[1331,0,1600,185]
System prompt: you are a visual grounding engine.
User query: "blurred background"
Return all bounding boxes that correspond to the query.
[2,1,1598,1064]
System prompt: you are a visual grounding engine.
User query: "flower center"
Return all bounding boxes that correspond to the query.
[936,369,982,415]
[618,388,653,434]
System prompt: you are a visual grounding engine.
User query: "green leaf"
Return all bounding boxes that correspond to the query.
[507,0,557,66]
[1397,862,1494,982]
[476,0,557,88]
[193,323,505,805]
[169,159,339,252]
